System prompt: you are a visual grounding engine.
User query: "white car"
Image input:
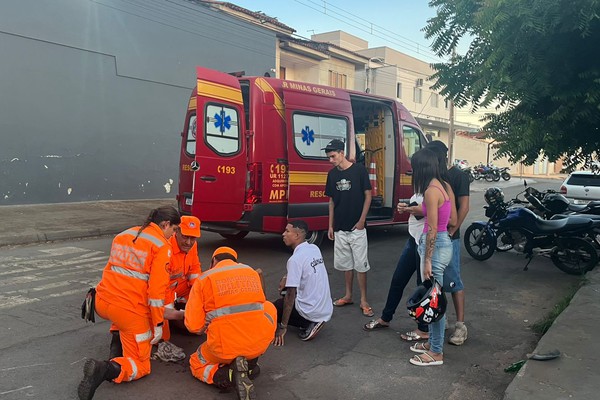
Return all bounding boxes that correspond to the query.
[560,171,600,203]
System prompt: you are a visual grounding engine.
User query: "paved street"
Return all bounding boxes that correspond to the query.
[0,178,583,400]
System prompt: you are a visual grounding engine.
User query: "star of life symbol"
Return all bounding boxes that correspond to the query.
[336,178,352,191]
[214,109,231,134]
[301,126,315,145]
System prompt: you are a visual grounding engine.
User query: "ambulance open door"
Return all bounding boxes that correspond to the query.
[192,67,246,221]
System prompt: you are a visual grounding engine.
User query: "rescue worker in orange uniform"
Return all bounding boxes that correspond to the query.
[162,215,202,342]
[185,247,276,400]
[77,206,181,400]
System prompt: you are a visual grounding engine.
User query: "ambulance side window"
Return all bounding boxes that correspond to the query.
[185,114,197,156]
[204,104,240,155]
[402,125,424,160]
[293,113,347,158]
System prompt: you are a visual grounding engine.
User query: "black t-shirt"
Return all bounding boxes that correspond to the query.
[325,163,372,232]
[448,166,470,239]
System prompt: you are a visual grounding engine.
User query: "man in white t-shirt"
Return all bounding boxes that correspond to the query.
[272,220,333,346]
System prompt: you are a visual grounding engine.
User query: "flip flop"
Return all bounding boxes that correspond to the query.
[410,342,430,354]
[400,330,429,342]
[333,298,354,307]
[363,319,389,331]
[409,353,443,366]
[360,305,374,317]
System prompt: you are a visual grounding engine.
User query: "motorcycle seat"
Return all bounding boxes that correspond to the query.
[534,216,593,233]
[566,204,589,213]
[551,213,600,221]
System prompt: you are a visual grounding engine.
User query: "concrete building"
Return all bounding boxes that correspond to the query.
[0,0,284,205]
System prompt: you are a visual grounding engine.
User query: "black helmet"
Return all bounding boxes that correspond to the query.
[484,187,504,207]
[543,193,570,214]
[407,279,447,324]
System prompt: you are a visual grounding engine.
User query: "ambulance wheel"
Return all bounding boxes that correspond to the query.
[219,231,249,240]
[305,230,325,246]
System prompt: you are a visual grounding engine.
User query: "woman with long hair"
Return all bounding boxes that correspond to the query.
[408,148,456,366]
[78,206,181,400]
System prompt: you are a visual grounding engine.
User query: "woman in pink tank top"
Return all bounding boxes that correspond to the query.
[407,148,456,366]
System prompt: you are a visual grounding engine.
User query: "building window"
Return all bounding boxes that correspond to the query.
[445,99,450,109]
[396,83,402,99]
[280,66,286,79]
[292,113,348,158]
[413,87,422,104]
[328,70,347,88]
[431,93,439,108]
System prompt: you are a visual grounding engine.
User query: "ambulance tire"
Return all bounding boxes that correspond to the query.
[219,231,249,240]
[305,230,325,247]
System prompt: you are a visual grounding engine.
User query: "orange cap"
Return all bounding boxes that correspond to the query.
[212,246,238,260]
[179,216,201,237]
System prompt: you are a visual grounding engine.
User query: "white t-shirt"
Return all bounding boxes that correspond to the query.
[286,242,333,323]
[408,194,425,240]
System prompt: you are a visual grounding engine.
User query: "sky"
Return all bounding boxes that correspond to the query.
[232,0,445,63]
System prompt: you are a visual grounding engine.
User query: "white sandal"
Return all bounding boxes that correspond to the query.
[410,342,429,354]
[410,352,443,366]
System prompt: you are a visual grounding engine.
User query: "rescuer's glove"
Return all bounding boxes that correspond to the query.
[150,324,163,345]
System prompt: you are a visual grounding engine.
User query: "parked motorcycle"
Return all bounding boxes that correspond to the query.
[464,186,600,275]
[498,167,511,181]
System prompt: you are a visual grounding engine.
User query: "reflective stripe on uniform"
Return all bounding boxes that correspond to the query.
[264,312,274,325]
[118,228,166,248]
[135,330,152,343]
[169,281,178,288]
[199,264,252,280]
[205,302,264,323]
[148,298,164,307]
[203,363,217,382]
[170,272,183,280]
[127,357,138,381]
[187,273,199,280]
[110,265,149,281]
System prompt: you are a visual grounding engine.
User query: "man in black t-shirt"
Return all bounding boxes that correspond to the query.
[426,140,470,346]
[323,139,374,318]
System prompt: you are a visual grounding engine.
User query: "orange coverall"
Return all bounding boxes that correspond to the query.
[95,223,171,383]
[162,235,201,341]
[185,260,276,384]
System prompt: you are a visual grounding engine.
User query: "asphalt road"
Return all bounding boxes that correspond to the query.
[0,178,581,400]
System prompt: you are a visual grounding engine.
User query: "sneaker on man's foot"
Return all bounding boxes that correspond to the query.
[448,322,468,346]
[232,356,255,400]
[298,321,324,341]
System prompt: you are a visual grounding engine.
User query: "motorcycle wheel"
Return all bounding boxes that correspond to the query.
[464,224,496,261]
[468,173,475,183]
[551,238,598,275]
[492,172,501,182]
[474,172,482,180]
[495,229,514,252]
[484,173,495,182]
[501,172,511,181]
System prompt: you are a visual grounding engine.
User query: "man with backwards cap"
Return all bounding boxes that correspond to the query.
[185,247,276,400]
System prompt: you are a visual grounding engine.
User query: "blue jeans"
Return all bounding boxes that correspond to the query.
[380,237,429,333]
[418,232,453,354]
[443,239,464,292]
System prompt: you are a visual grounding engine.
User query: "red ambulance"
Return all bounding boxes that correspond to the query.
[177,67,427,245]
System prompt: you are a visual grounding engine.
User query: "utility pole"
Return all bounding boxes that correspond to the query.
[447,48,456,168]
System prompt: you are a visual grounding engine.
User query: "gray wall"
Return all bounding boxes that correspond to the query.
[0,0,277,204]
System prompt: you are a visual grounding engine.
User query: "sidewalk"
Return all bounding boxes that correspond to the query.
[0,199,175,247]
[0,198,596,399]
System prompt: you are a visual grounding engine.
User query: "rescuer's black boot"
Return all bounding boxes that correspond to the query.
[109,331,122,359]
[77,359,121,400]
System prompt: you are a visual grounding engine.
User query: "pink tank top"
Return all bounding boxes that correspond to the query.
[422,185,451,233]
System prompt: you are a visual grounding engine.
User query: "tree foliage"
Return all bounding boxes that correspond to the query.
[424,0,600,170]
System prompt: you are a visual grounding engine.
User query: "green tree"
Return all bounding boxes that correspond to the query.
[424,0,600,169]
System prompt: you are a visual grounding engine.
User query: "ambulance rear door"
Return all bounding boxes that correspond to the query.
[283,86,353,226]
[192,67,246,221]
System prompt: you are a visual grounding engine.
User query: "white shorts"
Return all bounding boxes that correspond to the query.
[333,229,370,273]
